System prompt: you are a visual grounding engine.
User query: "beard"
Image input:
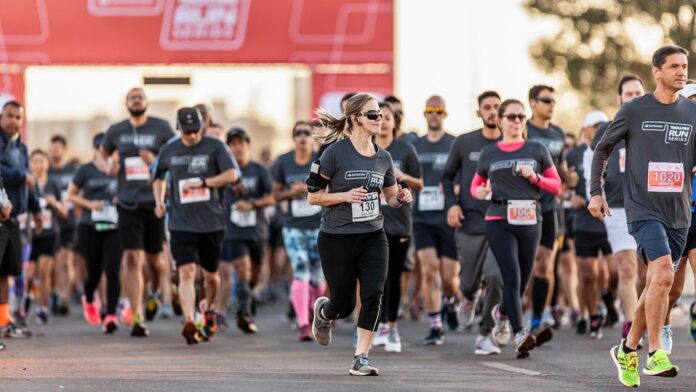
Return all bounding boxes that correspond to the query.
[128,106,147,117]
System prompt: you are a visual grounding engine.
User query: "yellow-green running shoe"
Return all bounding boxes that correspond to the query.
[643,349,678,377]
[610,339,639,388]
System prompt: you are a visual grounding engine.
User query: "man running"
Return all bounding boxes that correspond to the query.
[101,87,175,336]
[153,107,238,344]
[590,45,695,387]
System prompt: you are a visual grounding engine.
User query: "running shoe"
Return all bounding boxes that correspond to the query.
[0,341,5,351]
[643,349,678,377]
[12,310,27,328]
[690,301,696,342]
[36,308,49,325]
[297,325,312,342]
[550,305,563,329]
[1,323,32,339]
[385,327,402,353]
[236,311,258,334]
[160,304,172,320]
[491,304,512,347]
[661,325,673,355]
[82,296,102,326]
[458,297,476,330]
[602,290,619,327]
[311,297,332,346]
[589,314,604,340]
[130,322,149,337]
[514,329,535,359]
[145,294,161,322]
[172,285,183,316]
[475,334,501,355]
[102,314,119,334]
[57,299,70,316]
[424,327,444,346]
[372,323,389,347]
[216,313,230,333]
[532,324,553,347]
[610,339,640,387]
[182,320,202,345]
[576,318,587,335]
[119,302,134,327]
[49,292,60,315]
[443,302,460,331]
[541,308,555,329]
[349,354,379,376]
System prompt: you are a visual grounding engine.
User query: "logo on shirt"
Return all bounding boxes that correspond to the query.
[469,152,481,162]
[242,177,257,189]
[642,121,692,145]
[170,155,210,174]
[345,171,385,189]
[529,138,563,158]
[120,134,157,148]
[490,159,538,175]
[418,153,448,171]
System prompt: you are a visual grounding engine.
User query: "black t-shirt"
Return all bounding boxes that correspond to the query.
[271,151,321,230]
[592,122,625,208]
[224,161,274,240]
[27,178,62,238]
[383,139,421,237]
[476,142,554,221]
[568,145,606,234]
[413,132,455,226]
[49,163,79,228]
[443,129,500,234]
[102,116,175,205]
[527,121,566,212]
[71,162,118,227]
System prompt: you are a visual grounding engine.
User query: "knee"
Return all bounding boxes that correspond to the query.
[360,288,384,310]
[651,269,674,291]
[618,259,637,281]
[203,271,219,285]
[123,251,142,270]
[178,264,197,282]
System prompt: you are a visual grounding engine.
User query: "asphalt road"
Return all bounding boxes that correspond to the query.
[2,302,695,392]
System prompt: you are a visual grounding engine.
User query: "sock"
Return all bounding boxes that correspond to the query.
[622,343,637,354]
[531,277,549,320]
[0,303,10,327]
[428,311,442,329]
[649,350,656,357]
[236,281,251,315]
[290,280,310,327]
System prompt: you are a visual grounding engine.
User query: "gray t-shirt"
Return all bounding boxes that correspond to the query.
[383,139,421,237]
[318,139,396,234]
[102,116,175,205]
[413,132,455,226]
[154,136,236,233]
[443,129,500,234]
[591,122,625,208]
[223,161,274,241]
[527,121,566,212]
[568,145,607,234]
[591,93,696,229]
[271,151,321,230]
[71,162,118,227]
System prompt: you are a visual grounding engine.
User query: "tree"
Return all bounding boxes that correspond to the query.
[525,0,696,108]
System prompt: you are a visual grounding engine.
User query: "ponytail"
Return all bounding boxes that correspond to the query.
[314,108,351,145]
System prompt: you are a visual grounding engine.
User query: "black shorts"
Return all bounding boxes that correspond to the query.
[413,222,457,260]
[117,204,165,254]
[58,223,76,249]
[169,231,223,272]
[30,234,58,261]
[682,212,696,257]
[539,210,559,249]
[268,219,284,248]
[574,231,612,258]
[0,220,23,276]
[221,238,265,264]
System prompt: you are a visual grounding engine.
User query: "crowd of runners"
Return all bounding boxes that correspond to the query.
[0,45,695,387]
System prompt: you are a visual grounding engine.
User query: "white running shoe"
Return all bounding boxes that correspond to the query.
[458,297,476,330]
[385,327,402,353]
[475,334,501,355]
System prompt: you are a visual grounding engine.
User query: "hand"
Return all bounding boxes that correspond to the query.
[0,200,12,221]
[566,166,579,187]
[233,182,248,197]
[45,194,57,207]
[182,178,204,193]
[235,200,255,212]
[516,164,537,182]
[154,203,166,219]
[570,195,587,209]
[90,200,105,212]
[139,149,156,165]
[344,187,368,204]
[25,174,36,189]
[33,214,43,235]
[396,184,412,204]
[475,183,491,201]
[587,195,610,222]
[290,182,308,197]
[447,205,464,229]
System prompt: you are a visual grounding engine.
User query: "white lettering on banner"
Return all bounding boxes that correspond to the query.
[178,179,211,204]
[647,162,684,193]
[641,121,693,145]
[231,205,256,227]
[87,0,164,17]
[507,200,537,226]
[352,192,379,222]
[419,186,444,211]
[290,197,321,217]
[124,157,150,181]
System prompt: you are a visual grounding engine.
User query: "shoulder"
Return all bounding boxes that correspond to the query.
[549,124,566,138]
[147,116,172,128]
[106,119,129,133]
[275,150,293,164]
[479,143,498,158]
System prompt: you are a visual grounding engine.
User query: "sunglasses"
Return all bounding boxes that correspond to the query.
[536,97,556,105]
[293,129,312,137]
[424,106,446,115]
[356,110,383,121]
[502,113,526,121]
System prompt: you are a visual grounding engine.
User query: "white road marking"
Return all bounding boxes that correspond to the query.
[480,361,551,377]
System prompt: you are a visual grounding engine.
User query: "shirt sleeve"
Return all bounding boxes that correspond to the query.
[476,148,490,177]
[318,144,336,179]
[383,157,397,188]
[102,126,117,154]
[271,158,285,186]
[539,144,554,172]
[258,165,274,196]
[215,142,236,173]
[590,105,630,197]
[442,138,462,209]
[405,144,422,179]
[153,147,169,179]
[71,165,86,189]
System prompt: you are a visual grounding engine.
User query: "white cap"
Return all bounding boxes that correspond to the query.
[679,84,696,99]
[582,110,608,128]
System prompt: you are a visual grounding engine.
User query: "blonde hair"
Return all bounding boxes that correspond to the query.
[314,93,377,145]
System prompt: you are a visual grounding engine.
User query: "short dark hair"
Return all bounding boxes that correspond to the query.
[617,75,644,96]
[50,135,67,147]
[2,100,23,111]
[30,149,49,159]
[652,45,689,68]
[291,120,313,135]
[477,91,501,106]
[528,85,554,101]
[384,95,401,105]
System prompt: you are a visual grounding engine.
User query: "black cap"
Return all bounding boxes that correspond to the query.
[177,107,202,133]
[93,132,105,149]
[226,127,250,144]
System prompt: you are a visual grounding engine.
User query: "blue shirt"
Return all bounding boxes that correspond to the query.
[0,129,39,218]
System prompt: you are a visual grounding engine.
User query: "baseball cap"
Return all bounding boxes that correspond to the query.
[177,107,202,133]
[679,84,696,99]
[582,110,608,128]
[226,127,250,144]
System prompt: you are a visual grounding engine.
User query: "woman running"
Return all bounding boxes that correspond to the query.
[308,93,413,376]
[471,99,561,358]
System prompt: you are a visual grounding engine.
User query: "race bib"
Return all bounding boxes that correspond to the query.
[619,148,625,173]
[61,190,74,210]
[290,197,321,217]
[647,162,684,193]
[178,179,210,204]
[124,156,150,181]
[91,204,118,224]
[352,192,380,222]
[37,198,53,229]
[507,200,537,226]
[231,205,257,227]
[418,186,444,211]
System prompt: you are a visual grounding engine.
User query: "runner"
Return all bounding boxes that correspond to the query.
[590,45,695,387]
[373,102,422,353]
[217,127,274,334]
[442,91,508,355]
[0,177,11,350]
[68,133,122,333]
[472,98,562,358]
[100,87,175,336]
[153,107,238,344]
[271,121,325,341]
[308,93,412,376]
[412,95,458,344]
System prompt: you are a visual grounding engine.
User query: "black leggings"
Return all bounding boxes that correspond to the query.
[382,234,410,323]
[318,229,388,331]
[79,224,122,315]
[486,220,541,334]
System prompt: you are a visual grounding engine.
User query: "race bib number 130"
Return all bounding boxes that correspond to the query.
[352,192,380,222]
[647,162,684,193]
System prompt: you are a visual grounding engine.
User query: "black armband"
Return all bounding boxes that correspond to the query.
[306,160,328,193]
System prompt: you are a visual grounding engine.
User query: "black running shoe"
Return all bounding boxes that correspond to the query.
[576,319,587,335]
[130,322,149,337]
[236,311,258,334]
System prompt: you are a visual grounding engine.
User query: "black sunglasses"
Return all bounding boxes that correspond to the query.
[356,110,383,121]
[502,113,526,121]
[293,129,312,137]
[536,97,556,105]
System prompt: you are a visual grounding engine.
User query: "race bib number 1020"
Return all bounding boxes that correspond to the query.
[647,162,684,193]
